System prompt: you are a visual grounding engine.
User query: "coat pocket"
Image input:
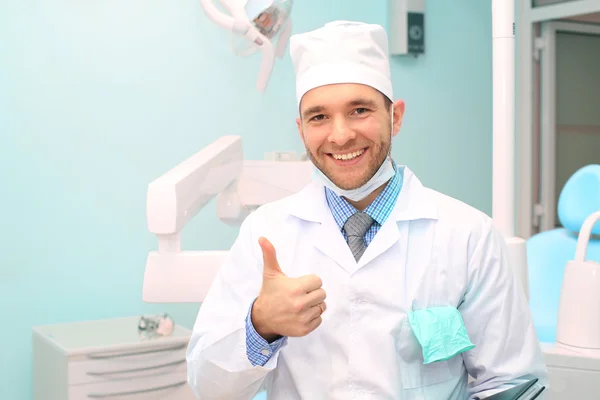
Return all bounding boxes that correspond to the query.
[408,306,475,365]
[394,318,454,390]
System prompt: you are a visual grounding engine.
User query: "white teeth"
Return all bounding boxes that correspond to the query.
[332,149,364,160]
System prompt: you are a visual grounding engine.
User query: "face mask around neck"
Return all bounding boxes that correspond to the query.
[313,156,395,201]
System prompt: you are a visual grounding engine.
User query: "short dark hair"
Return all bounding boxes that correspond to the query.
[381,92,393,112]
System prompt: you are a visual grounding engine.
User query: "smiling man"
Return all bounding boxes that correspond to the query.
[186,21,547,400]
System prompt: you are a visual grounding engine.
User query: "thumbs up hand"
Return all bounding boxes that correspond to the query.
[259,237,286,279]
[251,237,327,342]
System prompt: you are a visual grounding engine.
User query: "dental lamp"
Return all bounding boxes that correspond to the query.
[142,136,312,303]
[200,0,294,92]
[142,0,302,303]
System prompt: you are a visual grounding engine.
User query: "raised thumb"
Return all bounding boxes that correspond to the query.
[259,237,284,277]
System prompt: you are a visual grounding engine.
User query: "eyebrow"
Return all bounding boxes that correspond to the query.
[347,98,379,109]
[301,98,379,120]
[302,105,325,120]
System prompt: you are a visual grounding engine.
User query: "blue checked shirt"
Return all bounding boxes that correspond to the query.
[244,162,403,366]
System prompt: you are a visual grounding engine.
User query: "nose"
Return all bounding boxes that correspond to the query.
[328,116,356,146]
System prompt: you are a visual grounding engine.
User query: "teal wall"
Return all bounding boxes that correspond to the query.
[0,1,492,398]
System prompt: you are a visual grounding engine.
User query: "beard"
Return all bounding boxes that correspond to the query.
[306,134,391,190]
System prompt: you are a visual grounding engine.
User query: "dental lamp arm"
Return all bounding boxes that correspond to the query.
[145,135,243,254]
[200,0,250,34]
[252,33,275,92]
[143,136,311,303]
[201,0,290,92]
[274,17,293,58]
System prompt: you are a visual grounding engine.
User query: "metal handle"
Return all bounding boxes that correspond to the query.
[87,380,186,398]
[86,359,185,377]
[87,343,186,360]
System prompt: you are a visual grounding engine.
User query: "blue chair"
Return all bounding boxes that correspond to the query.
[527,164,600,343]
[253,391,268,400]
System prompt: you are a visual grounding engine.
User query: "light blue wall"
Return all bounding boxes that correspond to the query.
[0,1,492,398]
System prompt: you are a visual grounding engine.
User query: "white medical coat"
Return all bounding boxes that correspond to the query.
[186,166,548,399]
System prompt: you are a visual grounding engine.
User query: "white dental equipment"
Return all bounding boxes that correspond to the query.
[491,0,530,300]
[556,211,600,351]
[492,1,600,393]
[142,136,312,303]
[541,209,600,398]
[200,0,294,92]
[142,0,303,303]
[511,2,600,397]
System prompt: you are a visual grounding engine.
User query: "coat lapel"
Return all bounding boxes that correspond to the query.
[286,182,357,274]
[285,166,440,274]
[358,213,401,268]
[358,166,439,269]
[309,219,358,274]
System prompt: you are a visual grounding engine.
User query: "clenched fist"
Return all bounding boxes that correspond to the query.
[251,237,327,342]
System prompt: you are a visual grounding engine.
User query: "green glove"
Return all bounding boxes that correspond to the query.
[408,306,475,364]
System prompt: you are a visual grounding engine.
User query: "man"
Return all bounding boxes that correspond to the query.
[186,21,547,399]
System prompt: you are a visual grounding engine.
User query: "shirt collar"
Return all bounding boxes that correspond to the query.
[325,161,403,230]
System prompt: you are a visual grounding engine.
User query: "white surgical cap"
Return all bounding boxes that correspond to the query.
[289,21,393,107]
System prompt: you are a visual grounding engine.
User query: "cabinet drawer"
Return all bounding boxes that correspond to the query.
[68,371,196,400]
[68,342,187,386]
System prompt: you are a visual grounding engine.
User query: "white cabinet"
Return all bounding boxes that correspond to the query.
[33,316,197,400]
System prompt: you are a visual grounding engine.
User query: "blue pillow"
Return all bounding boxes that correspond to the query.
[558,164,600,234]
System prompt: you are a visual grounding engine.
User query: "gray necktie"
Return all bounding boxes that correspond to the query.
[343,212,374,261]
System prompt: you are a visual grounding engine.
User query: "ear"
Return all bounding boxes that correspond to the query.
[391,100,405,137]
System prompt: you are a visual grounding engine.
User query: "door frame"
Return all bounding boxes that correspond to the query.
[538,21,600,232]
[516,0,600,238]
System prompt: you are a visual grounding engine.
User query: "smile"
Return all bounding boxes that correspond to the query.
[331,149,365,161]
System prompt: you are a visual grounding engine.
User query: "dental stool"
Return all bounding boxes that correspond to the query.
[527,164,600,399]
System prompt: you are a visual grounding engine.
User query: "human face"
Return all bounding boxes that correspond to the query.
[296,83,405,190]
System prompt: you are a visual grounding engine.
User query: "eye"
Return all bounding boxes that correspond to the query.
[310,114,326,122]
[353,108,369,115]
